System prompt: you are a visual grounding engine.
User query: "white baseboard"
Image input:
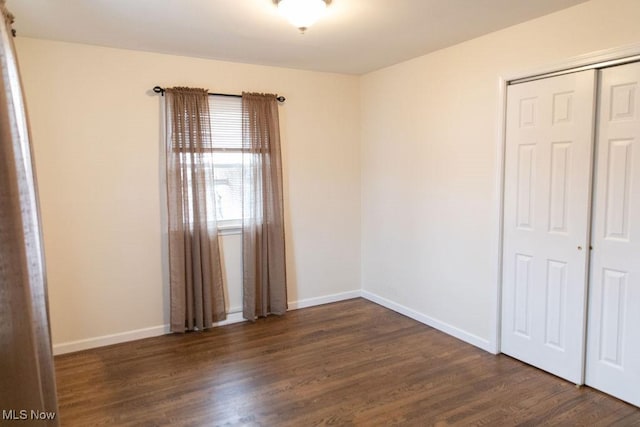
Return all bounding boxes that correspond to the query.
[212,310,245,327]
[52,325,170,355]
[52,313,247,356]
[53,290,492,356]
[288,289,362,310]
[52,290,362,355]
[361,290,493,353]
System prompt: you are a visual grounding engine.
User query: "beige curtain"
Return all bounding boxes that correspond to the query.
[0,1,59,424]
[165,87,226,332]
[242,93,287,320]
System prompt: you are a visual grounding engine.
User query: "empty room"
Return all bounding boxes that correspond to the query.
[3,0,640,425]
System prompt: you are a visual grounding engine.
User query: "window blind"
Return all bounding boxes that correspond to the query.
[210,95,242,150]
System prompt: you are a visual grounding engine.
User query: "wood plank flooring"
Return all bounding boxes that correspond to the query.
[54,299,640,426]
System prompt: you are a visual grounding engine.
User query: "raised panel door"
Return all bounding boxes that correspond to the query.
[586,61,640,407]
[502,70,596,383]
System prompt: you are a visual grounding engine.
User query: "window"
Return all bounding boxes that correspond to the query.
[209,95,243,228]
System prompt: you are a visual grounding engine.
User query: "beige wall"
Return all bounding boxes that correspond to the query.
[15,38,361,347]
[17,0,640,354]
[360,0,640,350]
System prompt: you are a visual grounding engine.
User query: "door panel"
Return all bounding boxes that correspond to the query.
[502,70,596,384]
[586,62,640,407]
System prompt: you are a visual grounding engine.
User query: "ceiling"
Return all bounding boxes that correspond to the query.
[9,0,590,75]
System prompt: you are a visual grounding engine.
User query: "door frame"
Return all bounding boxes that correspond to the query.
[491,42,640,357]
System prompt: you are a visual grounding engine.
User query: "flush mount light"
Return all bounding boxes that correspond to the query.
[274,0,331,33]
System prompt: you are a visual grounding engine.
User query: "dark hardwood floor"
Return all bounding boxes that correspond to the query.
[54,298,640,426]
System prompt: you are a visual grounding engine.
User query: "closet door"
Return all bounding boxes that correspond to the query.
[502,70,596,383]
[586,62,640,407]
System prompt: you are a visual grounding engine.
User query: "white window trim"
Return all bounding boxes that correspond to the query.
[217,220,242,236]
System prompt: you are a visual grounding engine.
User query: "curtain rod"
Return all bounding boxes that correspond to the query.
[152,86,285,103]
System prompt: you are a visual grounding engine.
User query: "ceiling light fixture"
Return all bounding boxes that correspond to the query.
[274,0,331,33]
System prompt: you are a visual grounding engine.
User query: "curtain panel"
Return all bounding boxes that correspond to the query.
[164,87,226,332]
[0,1,59,422]
[242,93,287,320]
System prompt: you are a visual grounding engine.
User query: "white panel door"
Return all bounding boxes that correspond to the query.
[586,62,640,407]
[502,70,596,384]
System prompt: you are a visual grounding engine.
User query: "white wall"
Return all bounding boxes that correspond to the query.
[15,38,361,349]
[360,0,640,351]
